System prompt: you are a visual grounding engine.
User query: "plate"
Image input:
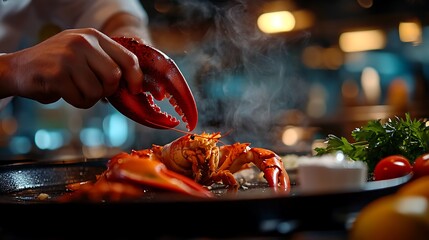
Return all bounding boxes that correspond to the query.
[0,157,412,239]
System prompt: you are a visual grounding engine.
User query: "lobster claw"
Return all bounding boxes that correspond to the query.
[261,155,291,193]
[107,37,198,131]
[106,150,214,198]
[219,143,291,193]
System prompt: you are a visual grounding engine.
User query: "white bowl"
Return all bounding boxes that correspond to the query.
[297,153,368,194]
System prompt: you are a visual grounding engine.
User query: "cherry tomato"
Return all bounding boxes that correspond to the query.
[373,155,412,181]
[412,153,429,179]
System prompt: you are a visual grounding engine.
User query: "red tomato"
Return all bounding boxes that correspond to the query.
[412,153,429,179]
[373,155,412,181]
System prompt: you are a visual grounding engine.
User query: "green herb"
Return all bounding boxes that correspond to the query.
[314,113,429,172]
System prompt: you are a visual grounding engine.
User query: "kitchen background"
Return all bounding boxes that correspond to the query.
[1,0,429,161]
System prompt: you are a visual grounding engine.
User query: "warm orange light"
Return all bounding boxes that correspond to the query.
[339,30,386,52]
[282,127,299,146]
[257,11,295,33]
[399,21,422,44]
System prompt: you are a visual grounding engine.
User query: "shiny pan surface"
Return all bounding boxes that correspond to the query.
[0,158,411,239]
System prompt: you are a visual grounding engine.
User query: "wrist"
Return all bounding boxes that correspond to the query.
[0,53,15,99]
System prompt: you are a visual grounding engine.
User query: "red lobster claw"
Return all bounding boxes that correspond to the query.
[107,37,198,131]
[107,150,214,198]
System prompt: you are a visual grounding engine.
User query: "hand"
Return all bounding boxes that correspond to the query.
[0,28,143,108]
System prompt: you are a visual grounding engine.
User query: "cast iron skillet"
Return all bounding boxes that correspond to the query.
[0,158,411,240]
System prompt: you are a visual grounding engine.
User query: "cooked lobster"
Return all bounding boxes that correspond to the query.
[151,132,290,191]
[108,37,198,131]
[60,132,291,202]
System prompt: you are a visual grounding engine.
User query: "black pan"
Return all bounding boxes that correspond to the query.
[0,157,411,240]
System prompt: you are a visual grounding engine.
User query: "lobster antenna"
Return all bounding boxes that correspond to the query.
[170,127,193,135]
[222,128,234,138]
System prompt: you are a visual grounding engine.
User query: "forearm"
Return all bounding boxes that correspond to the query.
[101,12,152,45]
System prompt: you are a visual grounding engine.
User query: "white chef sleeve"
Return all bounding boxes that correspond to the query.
[73,0,148,29]
[34,0,148,30]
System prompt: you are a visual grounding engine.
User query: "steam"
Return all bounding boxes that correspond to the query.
[175,0,310,148]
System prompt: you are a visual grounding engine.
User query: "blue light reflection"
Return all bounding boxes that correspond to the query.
[34,129,64,150]
[9,136,32,154]
[103,113,129,147]
[79,128,105,147]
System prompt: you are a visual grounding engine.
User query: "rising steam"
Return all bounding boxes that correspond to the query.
[175,0,310,149]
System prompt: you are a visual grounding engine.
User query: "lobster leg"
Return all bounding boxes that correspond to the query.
[108,37,198,131]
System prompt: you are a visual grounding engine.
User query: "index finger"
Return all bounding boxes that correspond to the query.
[98,36,143,94]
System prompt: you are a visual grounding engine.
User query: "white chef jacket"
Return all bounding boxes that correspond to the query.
[0,0,149,110]
[0,0,148,52]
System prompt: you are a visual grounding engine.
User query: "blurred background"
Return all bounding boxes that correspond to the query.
[1,0,429,161]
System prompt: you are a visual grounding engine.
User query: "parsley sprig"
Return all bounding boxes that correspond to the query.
[314,113,429,172]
